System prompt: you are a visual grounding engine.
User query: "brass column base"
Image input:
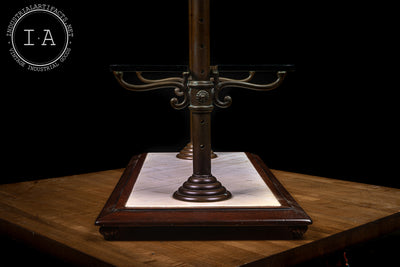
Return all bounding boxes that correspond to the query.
[176,142,217,160]
[173,175,232,202]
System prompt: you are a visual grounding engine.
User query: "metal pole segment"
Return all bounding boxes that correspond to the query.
[111,0,288,202]
[173,0,231,202]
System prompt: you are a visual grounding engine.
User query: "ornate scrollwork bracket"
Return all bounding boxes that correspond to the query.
[113,67,287,110]
[113,71,190,110]
[210,66,287,108]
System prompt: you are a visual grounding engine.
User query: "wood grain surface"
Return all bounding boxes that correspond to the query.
[0,167,399,266]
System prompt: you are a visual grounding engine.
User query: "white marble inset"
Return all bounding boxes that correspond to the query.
[125,152,281,208]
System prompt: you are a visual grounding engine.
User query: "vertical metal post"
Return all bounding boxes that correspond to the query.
[176,0,217,161]
[173,0,231,202]
[189,0,211,176]
[189,0,210,82]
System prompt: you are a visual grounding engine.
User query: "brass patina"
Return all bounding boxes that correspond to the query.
[112,0,288,202]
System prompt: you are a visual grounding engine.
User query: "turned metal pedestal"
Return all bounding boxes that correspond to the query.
[114,0,286,202]
[111,0,289,202]
[173,80,231,202]
[97,0,312,240]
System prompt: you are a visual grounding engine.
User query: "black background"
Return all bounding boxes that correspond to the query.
[1,1,398,188]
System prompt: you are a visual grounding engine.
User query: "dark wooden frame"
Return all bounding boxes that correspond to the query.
[95,153,312,240]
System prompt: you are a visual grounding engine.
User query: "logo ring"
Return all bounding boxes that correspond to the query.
[10,8,69,67]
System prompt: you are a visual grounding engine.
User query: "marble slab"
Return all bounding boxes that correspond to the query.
[125,152,281,208]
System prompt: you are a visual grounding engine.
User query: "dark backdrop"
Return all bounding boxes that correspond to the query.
[1,1,398,188]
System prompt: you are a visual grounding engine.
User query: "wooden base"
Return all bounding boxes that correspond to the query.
[95,153,312,240]
[99,225,309,241]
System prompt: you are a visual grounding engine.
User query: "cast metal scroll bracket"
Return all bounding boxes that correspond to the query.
[113,71,190,110]
[113,67,286,110]
[211,66,287,108]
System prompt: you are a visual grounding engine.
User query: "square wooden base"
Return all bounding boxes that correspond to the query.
[95,152,312,240]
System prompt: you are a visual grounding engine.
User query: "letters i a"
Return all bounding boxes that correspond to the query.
[24,29,56,46]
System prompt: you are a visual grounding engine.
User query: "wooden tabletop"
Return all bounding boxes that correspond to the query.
[0,167,399,266]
